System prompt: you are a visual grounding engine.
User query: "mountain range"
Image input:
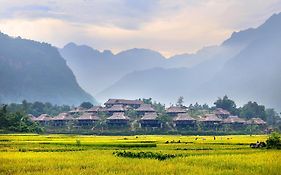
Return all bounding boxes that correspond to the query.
[0,32,96,105]
[60,13,281,110]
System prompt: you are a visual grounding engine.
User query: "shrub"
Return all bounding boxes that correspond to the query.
[266,132,281,149]
[113,151,177,161]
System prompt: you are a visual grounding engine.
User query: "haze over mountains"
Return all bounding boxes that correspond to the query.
[0,33,96,105]
[61,13,281,110]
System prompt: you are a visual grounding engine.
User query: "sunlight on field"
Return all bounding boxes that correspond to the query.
[0,134,280,175]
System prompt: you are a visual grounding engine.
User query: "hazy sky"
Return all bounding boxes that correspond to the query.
[0,0,281,56]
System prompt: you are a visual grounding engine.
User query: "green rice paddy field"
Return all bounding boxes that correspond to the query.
[0,134,280,175]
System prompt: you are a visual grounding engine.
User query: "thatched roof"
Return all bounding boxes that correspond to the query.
[77,113,100,121]
[140,113,158,121]
[107,112,129,120]
[166,106,186,113]
[52,113,75,121]
[199,114,222,122]
[105,99,143,105]
[173,113,195,121]
[69,107,85,114]
[223,116,246,124]
[106,105,125,112]
[214,108,231,115]
[246,118,266,125]
[85,106,102,113]
[136,104,155,112]
[33,114,51,121]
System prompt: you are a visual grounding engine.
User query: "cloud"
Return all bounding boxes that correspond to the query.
[0,0,281,56]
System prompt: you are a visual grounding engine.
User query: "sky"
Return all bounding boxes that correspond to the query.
[0,0,281,57]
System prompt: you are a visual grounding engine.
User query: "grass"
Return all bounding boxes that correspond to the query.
[0,134,280,175]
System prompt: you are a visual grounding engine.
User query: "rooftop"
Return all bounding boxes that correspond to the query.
[107,112,129,120]
[199,114,222,122]
[166,106,186,113]
[106,104,125,112]
[77,113,100,120]
[140,113,158,120]
[173,113,195,121]
[105,99,143,105]
[214,108,231,115]
[223,116,246,124]
[136,104,155,112]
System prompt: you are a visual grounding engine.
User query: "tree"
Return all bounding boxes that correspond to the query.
[266,132,281,149]
[140,98,152,105]
[214,95,237,114]
[176,96,184,107]
[80,102,93,109]
[265,108,280,126]
[239,101,266,120]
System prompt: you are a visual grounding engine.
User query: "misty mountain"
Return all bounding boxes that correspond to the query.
[97,13,281,110]
[0,33,96,105]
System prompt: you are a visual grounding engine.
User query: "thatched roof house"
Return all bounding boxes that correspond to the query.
[32,114,51,122]
[106,104,126,114]
[214,108,231,118]
[51,113,75,126]
[199,114,222,127]
[139,113,161,127]
[69,107,85,115]
[106,112,129,126]
[136,104,155,114]
[166,106,186,116]
[246,118,266,125]
[104,99,143,108]
[173,113,196,127]
[77,113,100,126]
[85,106,103,114]
[223,116,246,124]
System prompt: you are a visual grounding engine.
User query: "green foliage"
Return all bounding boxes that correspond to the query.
[214,95,237,114]
[80,102,93,109]
[113,151,177,160]
[176,96,184,107]
[140,98,153,105]
[239,101,266,120]
[266,132,281,149]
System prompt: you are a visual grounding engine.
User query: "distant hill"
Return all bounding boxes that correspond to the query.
[0,33,96,105]
[96,13,281,110]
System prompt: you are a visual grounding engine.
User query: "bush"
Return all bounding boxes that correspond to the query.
[266,132,281,149]
[113,151,177,161]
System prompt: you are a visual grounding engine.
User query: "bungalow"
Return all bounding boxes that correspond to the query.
[246,118,267,125]
[51,113,75,126]
[222,116,246,128]
[77,113,100,126]
[68,107,84,115]
[106,112,129,127]
[199,114,222,128]
[214,108,231,118]
[85,106,103,115]
[104,99,143,108]
[32,114,51,126]
[139,113,161,128]
[166,106,186,116]
[136,104,155,115]
[173,113,196,128]
[106,104,126,115]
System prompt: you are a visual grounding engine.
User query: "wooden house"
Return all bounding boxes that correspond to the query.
[106,104,126,115]
[104,99,143,108]
[136,104,155,115]
[32,114,51,126]
[214,108,231,118]
[77,113,100,126]
[68,107,85,115]
[106,112,129,127]
[166,106,186,116]
[85,106,102,115]
[199,114,222,128]
[173,113,196,128]
[222,116,246,128]
[246,118,267,125]
[51,113,75,126]
[139,113,161,128]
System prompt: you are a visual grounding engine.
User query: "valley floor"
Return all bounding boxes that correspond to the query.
[0,134,280,175]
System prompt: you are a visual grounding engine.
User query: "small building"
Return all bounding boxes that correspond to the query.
[52,113,75,126]
[136,104,155,115]
[173,113,196,128]
[106,112,129,127]
[139,113,161,128]
[246,118,267,125]
[104,99,143,108]
[214,108,231,118]
[77,113,100,126]
[166,106,186,116]
[199,114,222,127]
[84,106,102,115]
[68,107,85,115]
[32,114,51,126]
[106,104,126,115]
[222,116,246,128]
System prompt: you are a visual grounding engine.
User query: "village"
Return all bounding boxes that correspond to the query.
[29,98,267,133]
